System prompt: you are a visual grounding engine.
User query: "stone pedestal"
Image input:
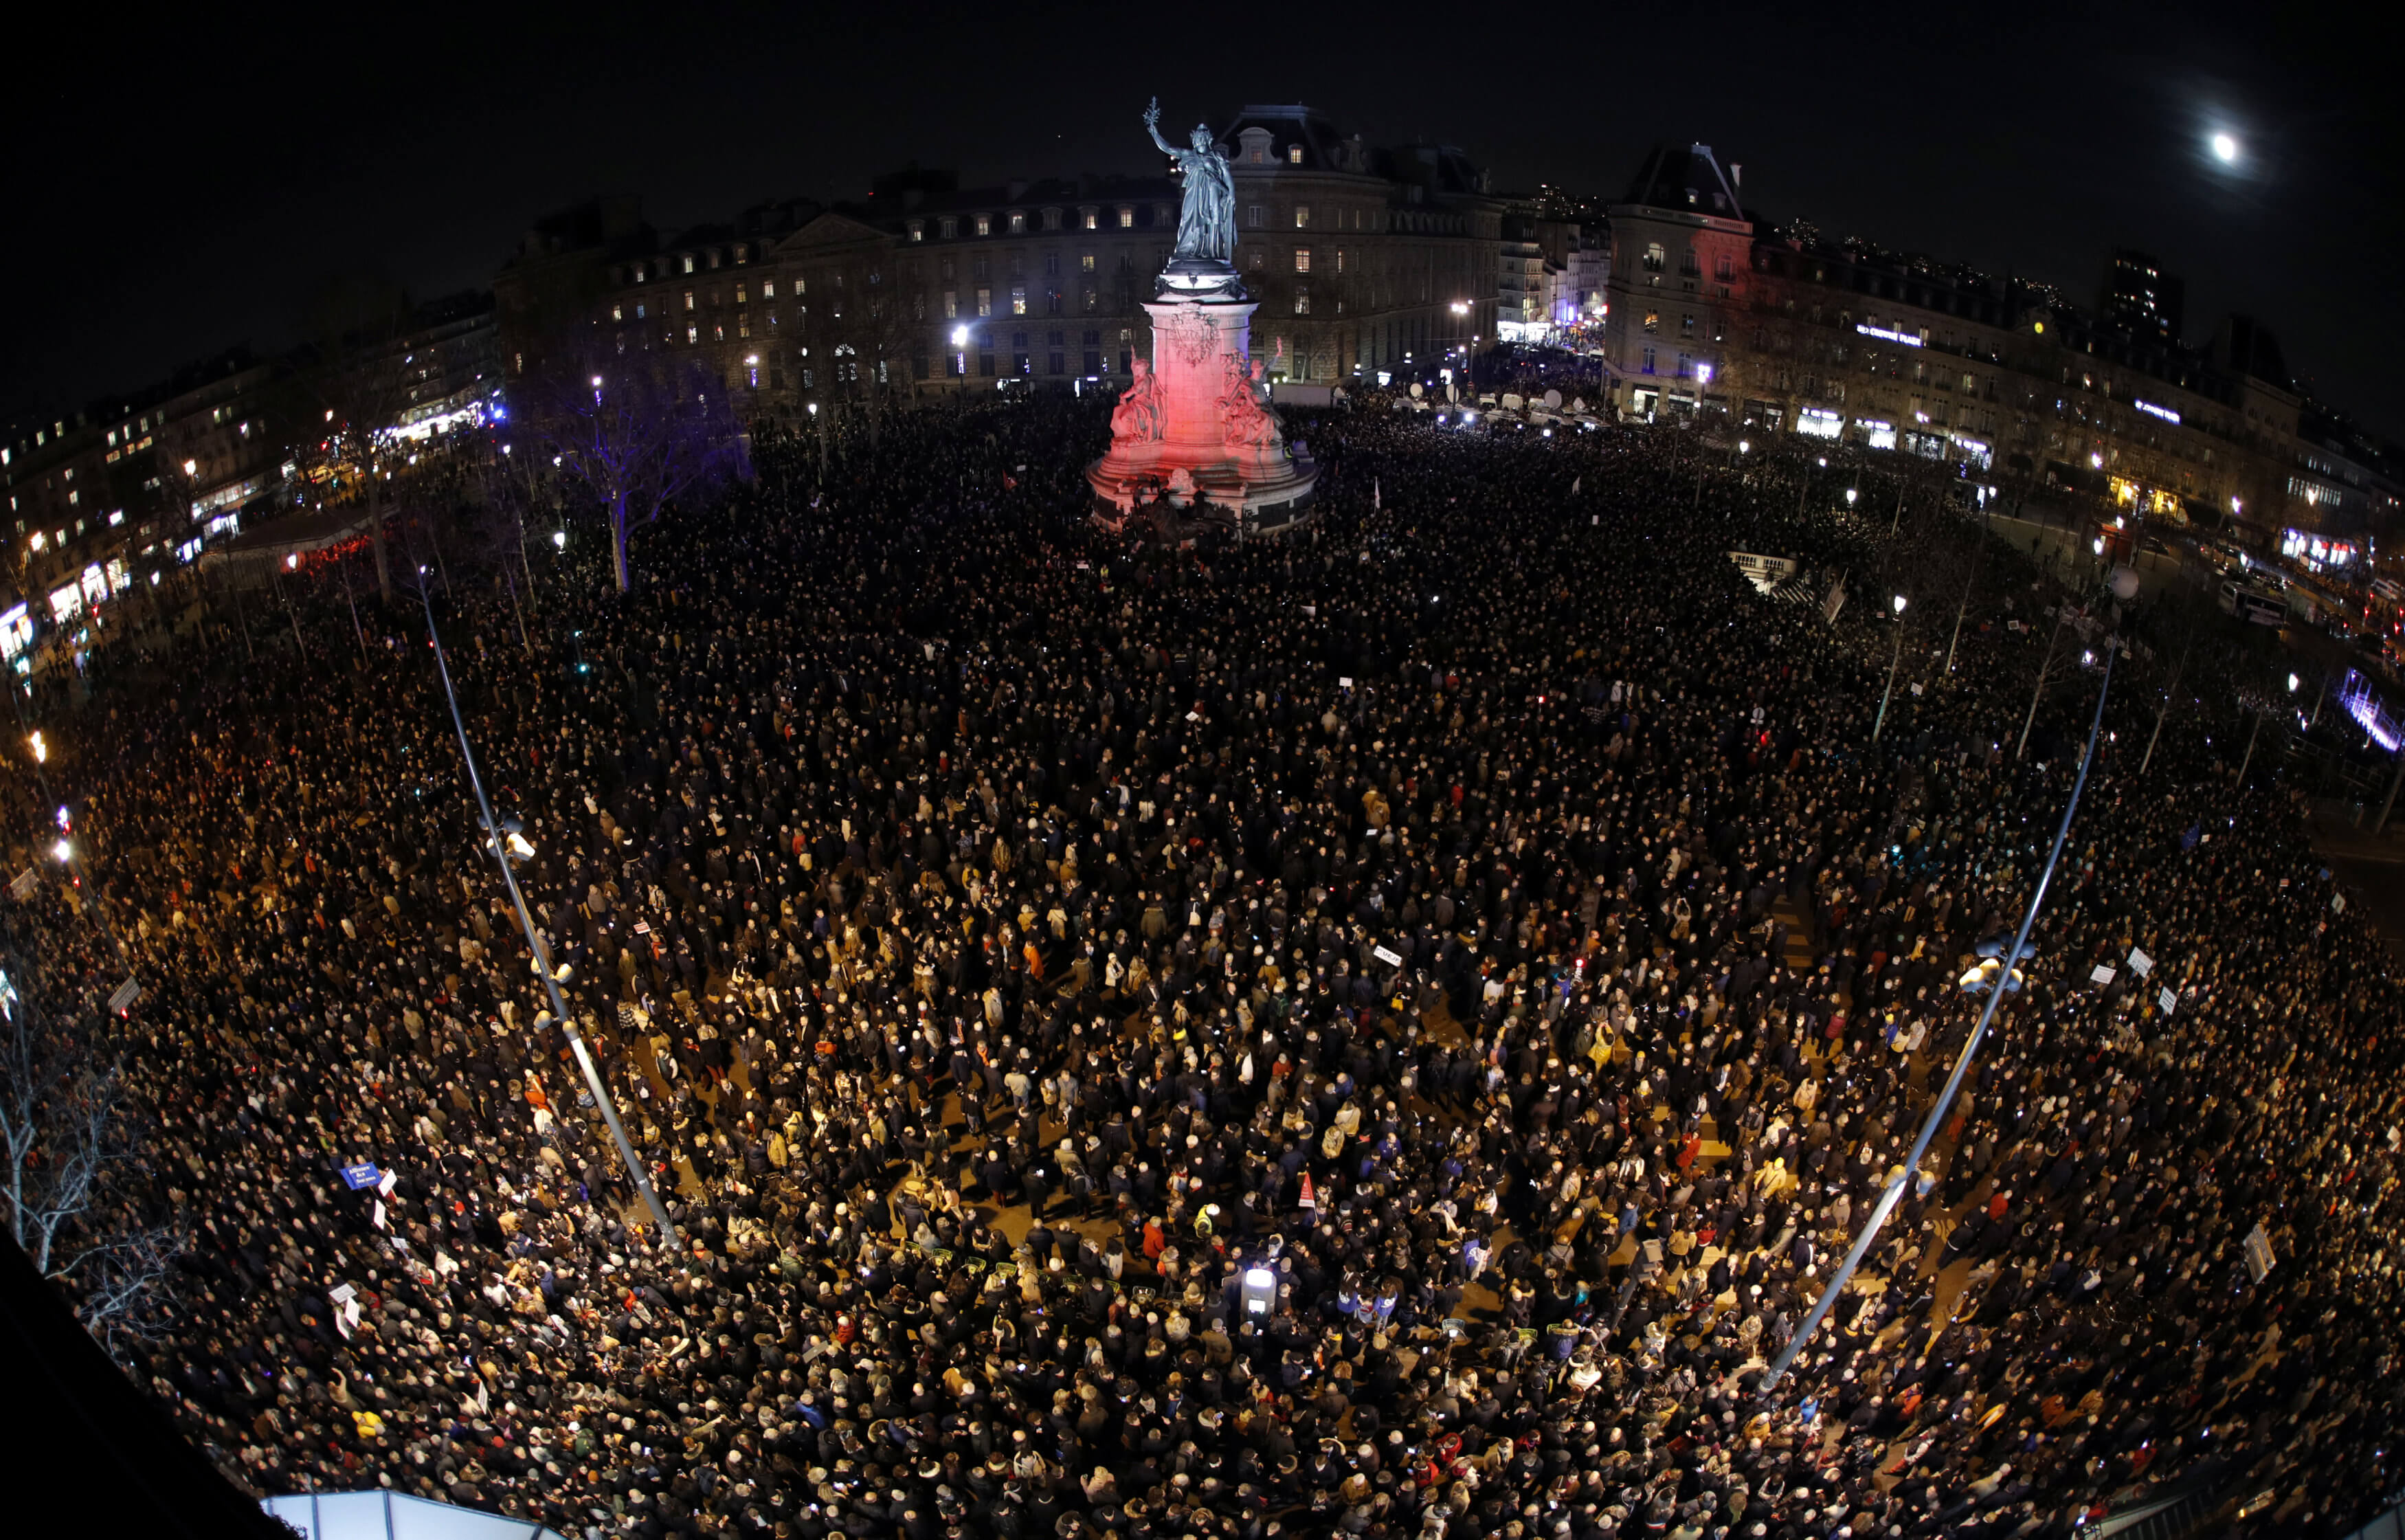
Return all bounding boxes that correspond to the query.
[1088,265,1318,536]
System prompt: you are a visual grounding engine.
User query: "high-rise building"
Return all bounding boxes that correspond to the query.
[2100,247,2184,345]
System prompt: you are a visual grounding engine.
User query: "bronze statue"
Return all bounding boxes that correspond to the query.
[1145,98,1235,267]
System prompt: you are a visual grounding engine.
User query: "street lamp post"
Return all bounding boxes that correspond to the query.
[418,586,676,1248]
[1945,504,1989,677]
[1872,594,1908,741]
[1760,638,2120,1396]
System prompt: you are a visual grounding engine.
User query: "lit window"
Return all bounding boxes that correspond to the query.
[975,214,992,236]
[734,244,748,264]
[687,325,699,344]
[1117,207,1133,228]
[762,280,776,298]
[908,221,924,241]
[1643,243,1665,272]
[681,254,695,274]
[1294,249,1311,273]
[1294,287,1310,315]
[1009,212,1027,234]
[735,283,748,304]
[1293,205,1311,229]
[611,303,623,321]
[1011,287,1027,315]
[1642,311,1658,334]
[684,290,696,312]
[1081,253,1095,272]
[976,287,992,317]
[1082,208,1098,230]
[1287,144,1303,164]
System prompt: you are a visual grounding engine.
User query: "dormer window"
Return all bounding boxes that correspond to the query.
[908,219,924,241]
[939,216,959,238]
[681,254,695,274]
[1007,211,1027,234]
[1041,208,1062,232]
[734,244,748,264]
[975,214,992,237]
[1287,144,1303,164]
[1117,207,1134,228]
[1080,207,1098,230]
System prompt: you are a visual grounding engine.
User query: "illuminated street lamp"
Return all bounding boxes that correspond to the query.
[552,530,567,549]
[49,838,70,863]
[1872,594,1909,742]
[420,594,675,1247]
[27,730,43,763]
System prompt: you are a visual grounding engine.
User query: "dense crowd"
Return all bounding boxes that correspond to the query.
[10,393,2402,1540]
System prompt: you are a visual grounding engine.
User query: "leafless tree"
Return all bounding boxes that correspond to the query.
[296,278,418,605]
[530,353,749,592]
[0,964,176,1362]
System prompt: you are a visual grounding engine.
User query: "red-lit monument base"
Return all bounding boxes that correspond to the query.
[1088,269,1317,537]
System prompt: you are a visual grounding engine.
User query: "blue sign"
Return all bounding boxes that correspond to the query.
[340,1163,383,1190]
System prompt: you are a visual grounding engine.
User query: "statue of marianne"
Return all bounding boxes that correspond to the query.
[1145,98,1235,267]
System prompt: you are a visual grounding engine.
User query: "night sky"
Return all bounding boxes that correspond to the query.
[9,3,2398,437]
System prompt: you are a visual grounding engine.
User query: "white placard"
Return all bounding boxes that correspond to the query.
[2090,964,2117,985]
[2128,948,2153,978]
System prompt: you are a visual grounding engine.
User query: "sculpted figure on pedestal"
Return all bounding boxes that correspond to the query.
[1110,358,1163,444]
[1222,355,1281,450]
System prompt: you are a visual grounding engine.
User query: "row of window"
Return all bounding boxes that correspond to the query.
[909,206,1158,241]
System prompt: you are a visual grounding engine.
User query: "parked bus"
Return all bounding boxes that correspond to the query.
[2218,581,2285,627]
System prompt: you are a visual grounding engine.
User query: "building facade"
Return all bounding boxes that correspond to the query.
[496,105,1506,426]
[1598,142,2401,546]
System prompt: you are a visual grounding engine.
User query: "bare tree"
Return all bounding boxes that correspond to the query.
[297,278,418,605]
[531,355,749,592]
[0,964,176,1362]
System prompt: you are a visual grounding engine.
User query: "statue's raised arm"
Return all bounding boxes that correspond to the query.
[1143,96,1177,159]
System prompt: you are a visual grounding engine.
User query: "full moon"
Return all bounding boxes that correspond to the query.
[2211,131,2239,164]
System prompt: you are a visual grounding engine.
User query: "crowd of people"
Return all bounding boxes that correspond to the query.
[9,391,2403,1540]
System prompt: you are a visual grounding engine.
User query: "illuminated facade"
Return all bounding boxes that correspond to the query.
[497,106,1504,423]
[1598,142,2402,543]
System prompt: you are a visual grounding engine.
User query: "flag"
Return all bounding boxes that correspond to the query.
[2180,823,2202,851]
